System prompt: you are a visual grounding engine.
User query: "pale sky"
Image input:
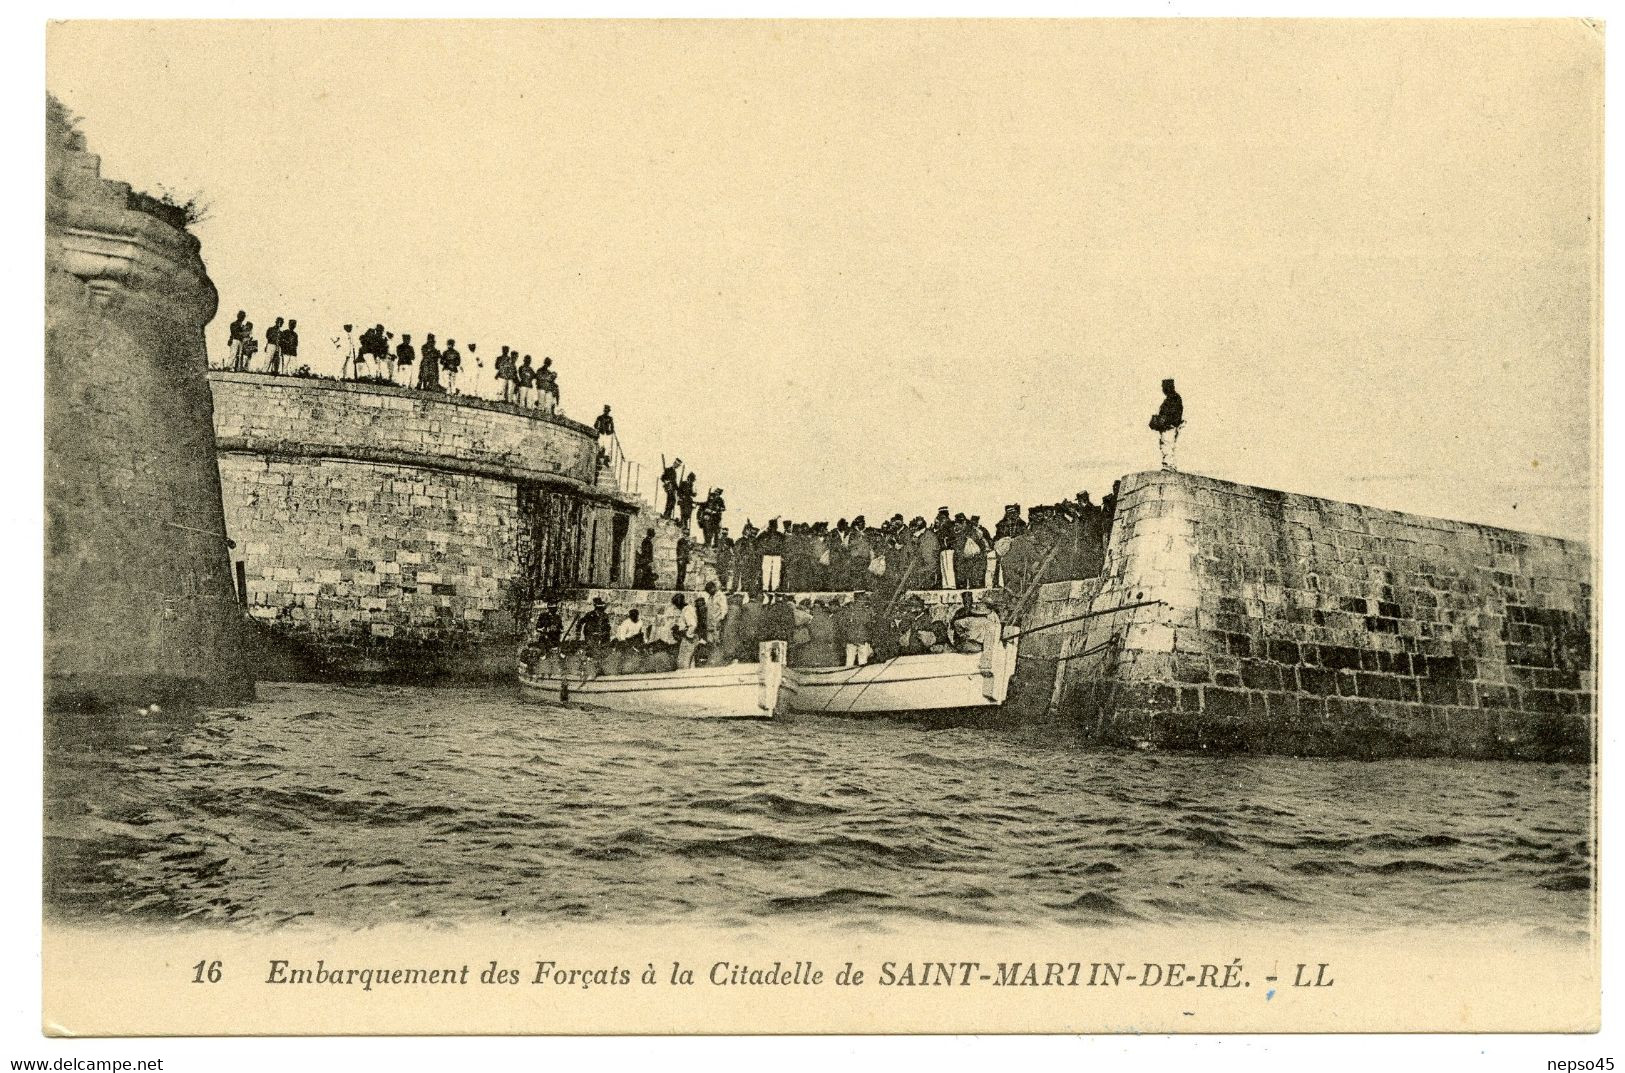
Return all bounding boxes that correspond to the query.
[48,20,1600,541]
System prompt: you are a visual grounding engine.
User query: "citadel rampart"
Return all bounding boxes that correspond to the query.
[209,373,642,679]
[46,105,253,707]
[1017,471,1594,761]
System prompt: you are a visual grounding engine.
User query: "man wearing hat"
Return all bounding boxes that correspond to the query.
[758,519,786,593]
[1150,377,1185,471]
[660,458,682,519]
[534,600,564,652]
[933,508,957,590]
[338,323,358,379]
[574,596,613,649]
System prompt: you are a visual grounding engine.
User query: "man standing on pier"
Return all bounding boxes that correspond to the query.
[1150,377,1185,470]
[677,473,698,533]
[759,519,785,593]
[933,508,957,590]
[635,528,657,589]
[660,459,682,519]
[594,405,615,457]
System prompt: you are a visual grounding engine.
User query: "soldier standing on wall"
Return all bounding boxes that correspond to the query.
[239,321,258,368]
[495,345,515,401]
[226,310,249,370]
[594,405,615,458]
[395,333,416,384]
[701,488,726,546]
[339,324,359,379]
[1150,377,1185,470]
[264,316,284,374]
[516,355,536,407]
[279,319,299,373]
[537,357,559,413]
[418,333,442,392]
[441,339,461,394]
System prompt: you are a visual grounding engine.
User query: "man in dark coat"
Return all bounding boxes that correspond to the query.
[264,316,285,373]
[395,333,416,380]
[1101,479,1121,537]
[226,310,249,370]
[1152,377,1185,470]
[418,333,441,392]
[737,523,762,595]
[761,594,796,643]
[634,528,657,589]
[495,346,515,401]
[675,534,692,590]
[279,319,299,371]
[677,473,698,532]
[441,338,462,394]
[534,602,564,650]
[660,460,681,518]
[573,597,612,647]
[733,591,764,660]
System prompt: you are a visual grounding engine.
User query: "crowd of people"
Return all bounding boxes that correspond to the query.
[645,380,1183,575]
[521,585,1004,679]
[220,311,567,413]
[689,487,1121,603]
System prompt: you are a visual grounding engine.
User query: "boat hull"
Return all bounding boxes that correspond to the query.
[787,639,1019,715]
[518,642,790,719]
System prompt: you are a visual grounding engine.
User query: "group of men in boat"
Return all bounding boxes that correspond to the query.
[521,587,1002,679]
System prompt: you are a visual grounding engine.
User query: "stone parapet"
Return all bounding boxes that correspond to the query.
[209,372,627,501]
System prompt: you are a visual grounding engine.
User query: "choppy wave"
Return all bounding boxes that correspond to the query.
[44,683,1594,930]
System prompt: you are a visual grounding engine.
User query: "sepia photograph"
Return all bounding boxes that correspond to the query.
[37,16,1601,1041]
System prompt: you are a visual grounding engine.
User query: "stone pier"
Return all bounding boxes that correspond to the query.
[1017,471,1593,761]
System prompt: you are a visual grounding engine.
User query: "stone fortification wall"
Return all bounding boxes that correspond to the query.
[1028,471,1593,760]
[46,103,253,707]
[209,372,600,486]
[210,373,637,680]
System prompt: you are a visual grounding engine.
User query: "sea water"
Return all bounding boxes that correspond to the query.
[44,682,1593,933]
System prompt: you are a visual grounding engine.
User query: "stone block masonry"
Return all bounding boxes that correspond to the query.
[46,103,254,707]
[1023,471,1593,761]
[211,372,640,680]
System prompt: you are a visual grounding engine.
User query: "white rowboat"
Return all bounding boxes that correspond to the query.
[518,641,791,719]
[786,635,1019,714]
